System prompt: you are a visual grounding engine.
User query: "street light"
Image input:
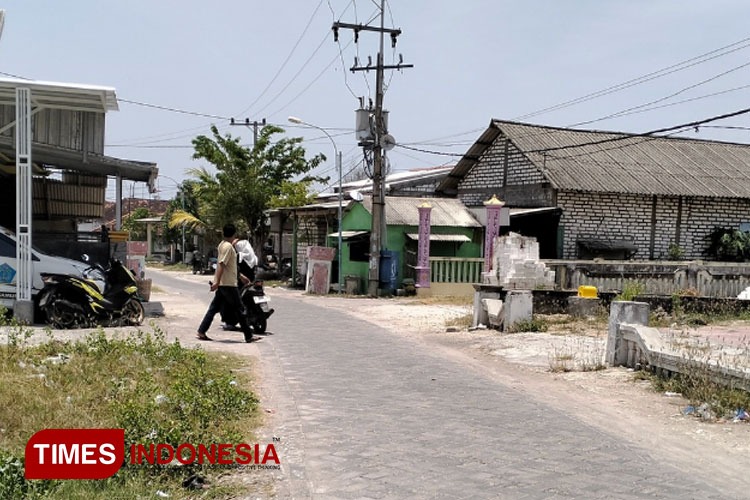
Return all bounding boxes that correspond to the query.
[159,174,186,264]
[288,116,343,294]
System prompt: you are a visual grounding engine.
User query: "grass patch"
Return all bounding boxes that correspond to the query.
[507,316,549,333]
[639,369,750,420]
[0,311,261,499]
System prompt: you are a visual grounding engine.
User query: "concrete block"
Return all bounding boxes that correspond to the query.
[482,298,504,328]
[305,260,332,295]
[13,299,34,325]
[606,301,650,366]
[567,296,602,318]
[473,290,500,328]
[503,290,533,331]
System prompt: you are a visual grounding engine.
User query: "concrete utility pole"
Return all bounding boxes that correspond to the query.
[333,0,413,296]
[230,117,267,147]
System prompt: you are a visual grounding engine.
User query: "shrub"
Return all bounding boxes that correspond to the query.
[508,316,548,333]
[614,280,645,301]
[707,228,750,262]
[667,243,684,260]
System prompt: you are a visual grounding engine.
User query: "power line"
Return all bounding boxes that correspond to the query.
[266,39,355,119]
[524,105,750,155]
[116,98,231,120]
[329,0,360,99]
[394,143,464,157]
[513,35,750,121]
[251,32,330,116]
[235,0,326,118]
[569,59,750,129]
[699,125,750,131]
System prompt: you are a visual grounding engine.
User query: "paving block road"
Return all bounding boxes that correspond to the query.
[255,293,728,500]
[149,271,736,499]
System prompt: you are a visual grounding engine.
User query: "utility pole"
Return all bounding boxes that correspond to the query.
[230,117,267,147]
[333,0,412,296]
[180,186,185,263]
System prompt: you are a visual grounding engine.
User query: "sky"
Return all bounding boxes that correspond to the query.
[1,1,750,201]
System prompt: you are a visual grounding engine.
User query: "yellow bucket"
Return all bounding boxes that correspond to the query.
[578,285,598,298]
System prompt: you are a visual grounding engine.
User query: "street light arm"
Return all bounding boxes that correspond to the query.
[288,115,344,294]
[287,116,338,157]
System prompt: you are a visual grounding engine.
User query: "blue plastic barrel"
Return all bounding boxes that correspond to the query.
[379,250,399,290]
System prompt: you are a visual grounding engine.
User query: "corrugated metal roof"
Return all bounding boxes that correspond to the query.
[361,196,481,227]
[439,119,750,199]
[0,77,118,112]
[405,233,471,242]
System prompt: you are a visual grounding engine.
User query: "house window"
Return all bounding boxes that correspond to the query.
[349,238,369,262]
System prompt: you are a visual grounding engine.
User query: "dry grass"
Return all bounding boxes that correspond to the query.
[548,336,606,373]
[542,314,608,337]
[406,295,474,307]
[445,312,474,330]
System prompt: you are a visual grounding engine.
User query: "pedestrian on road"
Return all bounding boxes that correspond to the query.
[197,224,256,343]
[234,237,257,283]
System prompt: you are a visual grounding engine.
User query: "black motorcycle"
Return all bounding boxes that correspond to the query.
[39,259,145,329]
[221,279,274,335]
[192,251,205,275]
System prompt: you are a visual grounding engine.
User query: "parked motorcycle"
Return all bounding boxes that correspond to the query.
[39,258,145,329]
[221,279,274,335]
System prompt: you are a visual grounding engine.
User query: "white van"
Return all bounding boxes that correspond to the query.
[0,225,89,311]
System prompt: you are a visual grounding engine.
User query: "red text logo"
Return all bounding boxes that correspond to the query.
[25,429,125,479]
[129,443,279,466]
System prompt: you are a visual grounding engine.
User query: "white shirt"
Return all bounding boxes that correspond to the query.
[234,239,258,268]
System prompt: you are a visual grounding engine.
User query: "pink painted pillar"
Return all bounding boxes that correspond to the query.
[416,202,432,288]
[484,195,505,272]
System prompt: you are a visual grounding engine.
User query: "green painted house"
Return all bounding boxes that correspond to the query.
[329,196,483,293]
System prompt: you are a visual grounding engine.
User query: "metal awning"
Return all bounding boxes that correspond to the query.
[327,230,369,239]
[406,233,471,242]
[0,77,118,112]
[0,137,157,186]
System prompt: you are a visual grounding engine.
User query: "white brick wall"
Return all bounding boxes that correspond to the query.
[558,191,750,259]
[458,132,545,207]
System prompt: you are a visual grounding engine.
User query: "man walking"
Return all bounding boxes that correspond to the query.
[197,224,256,343]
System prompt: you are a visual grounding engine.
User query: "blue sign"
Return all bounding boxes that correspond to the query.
[0,263,16,284]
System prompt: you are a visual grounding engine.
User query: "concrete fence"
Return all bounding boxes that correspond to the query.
[606,301,750,391]
[430,257,484,284]
[545,259,750,298]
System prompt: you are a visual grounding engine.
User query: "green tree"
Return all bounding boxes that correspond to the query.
[161,180,201,249]
[122,207,155,241]
[188,124,326,242]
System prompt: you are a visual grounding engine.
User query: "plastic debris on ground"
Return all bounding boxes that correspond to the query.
[683,406,695,415]
[183,474,210,490]
[733,409,750,422]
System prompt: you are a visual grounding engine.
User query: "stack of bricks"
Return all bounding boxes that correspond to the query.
[484,232,555,289]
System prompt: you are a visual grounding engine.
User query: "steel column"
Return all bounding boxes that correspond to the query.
[14,87,33,322]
